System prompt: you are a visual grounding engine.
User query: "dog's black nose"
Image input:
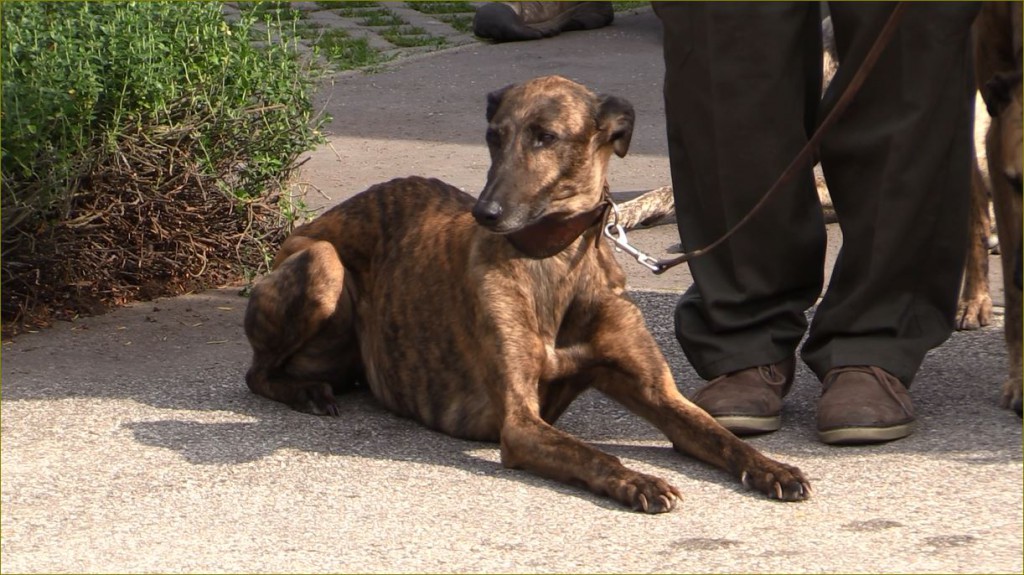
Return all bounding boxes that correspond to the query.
[472,200,503,225]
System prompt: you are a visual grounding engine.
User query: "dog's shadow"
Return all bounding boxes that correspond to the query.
[120,382,763,510]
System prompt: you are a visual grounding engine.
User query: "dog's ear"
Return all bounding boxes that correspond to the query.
[981,71,1022,118]
[486,84,514,122]
[597,94,635,158]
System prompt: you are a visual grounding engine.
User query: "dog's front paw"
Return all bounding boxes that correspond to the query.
[1000,378,1023,417]
[292,383,341,417]
[956,294,993,330]
[609,472,682,513]
[740,461,811,502]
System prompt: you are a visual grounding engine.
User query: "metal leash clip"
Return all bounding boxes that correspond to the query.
[603,202,662,273]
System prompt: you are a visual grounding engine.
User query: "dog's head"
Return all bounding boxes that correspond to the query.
[472,75,635,234]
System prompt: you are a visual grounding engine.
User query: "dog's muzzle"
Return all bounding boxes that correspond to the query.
[472,199,504,228]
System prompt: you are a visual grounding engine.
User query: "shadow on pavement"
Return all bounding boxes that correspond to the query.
[3,283,1019,516]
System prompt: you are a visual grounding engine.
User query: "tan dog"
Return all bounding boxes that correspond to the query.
[960,1,1022,414]
[244,76,810,512]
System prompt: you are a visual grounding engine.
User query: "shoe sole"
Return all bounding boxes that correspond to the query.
[714,414,781,436]
[818,421,917,445]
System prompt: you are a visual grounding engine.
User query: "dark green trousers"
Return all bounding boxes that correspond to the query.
[654,2,979,384]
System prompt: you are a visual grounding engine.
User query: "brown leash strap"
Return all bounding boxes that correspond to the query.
[646,2,907,275]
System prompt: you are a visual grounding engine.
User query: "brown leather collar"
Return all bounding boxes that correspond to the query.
[505,200,609,259]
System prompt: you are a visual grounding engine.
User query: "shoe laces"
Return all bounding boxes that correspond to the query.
[758,363,787,385]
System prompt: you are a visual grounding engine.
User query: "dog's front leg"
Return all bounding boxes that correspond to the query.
[492,337,681,513]
[957,160,994,330]
[587,297,811,501]
[500,403,682,513]
[540,342,597,381]
[591,364,809,501]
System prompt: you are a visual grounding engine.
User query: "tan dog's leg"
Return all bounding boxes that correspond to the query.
[981,64,1023,413]
[958,158,994,330]
[244,238,361,415]
[973,0,1023,413]
[989,134,1023,413]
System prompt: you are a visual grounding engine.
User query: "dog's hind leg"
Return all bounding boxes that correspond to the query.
[244,239,361,415]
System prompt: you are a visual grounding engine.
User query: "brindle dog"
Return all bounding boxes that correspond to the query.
[244,76,811,512]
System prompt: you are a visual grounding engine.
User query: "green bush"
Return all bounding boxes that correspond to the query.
[1,1,326,329]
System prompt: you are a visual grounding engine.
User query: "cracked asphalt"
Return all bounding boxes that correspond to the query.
[2,6,1021,574]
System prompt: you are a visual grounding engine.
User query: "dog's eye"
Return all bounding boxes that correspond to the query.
[486,128,501,148]
[534,131,557,148]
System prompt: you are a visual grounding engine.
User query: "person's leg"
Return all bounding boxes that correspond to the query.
[656,2,826,433]
[806,2,980,443]
[658,2,826,376]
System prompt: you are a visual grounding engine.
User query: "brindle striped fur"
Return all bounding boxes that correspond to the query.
[244,76,811,512]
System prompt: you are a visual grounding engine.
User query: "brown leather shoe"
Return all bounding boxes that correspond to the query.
[817,366,916,445]
[691,357,795,435]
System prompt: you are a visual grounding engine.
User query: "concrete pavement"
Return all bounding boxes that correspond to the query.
[2,7,1021,573]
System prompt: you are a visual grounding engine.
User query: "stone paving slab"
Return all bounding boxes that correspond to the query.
[223,1,484,68]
